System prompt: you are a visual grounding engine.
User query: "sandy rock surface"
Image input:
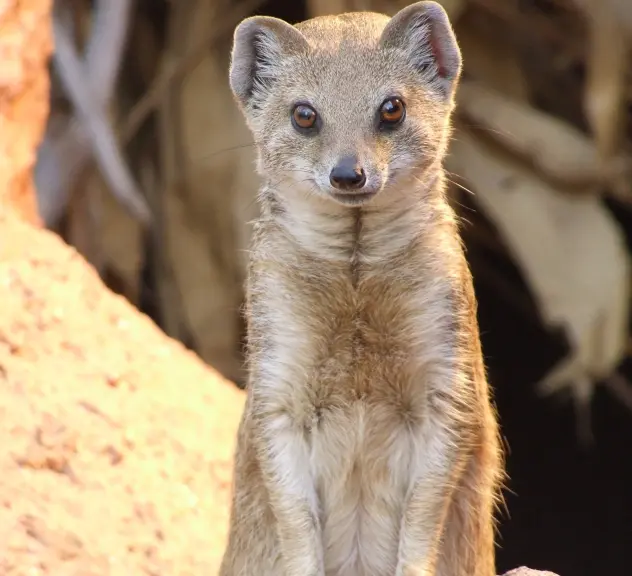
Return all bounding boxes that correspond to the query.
[502,568,560,576]
[0,210,245,575]
[0,0,51,226]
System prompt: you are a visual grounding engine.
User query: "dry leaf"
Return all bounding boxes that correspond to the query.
[571,0,631,199]
[99,167,144,304]
[307,0,355,16]
[447,127,631,437]
[456,80,604,189]
[161,0,257,382]
[377,0,467,18]
[453,3,529,100]
[309,0,467,19]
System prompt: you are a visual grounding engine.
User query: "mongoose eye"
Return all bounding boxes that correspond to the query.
[378,97,406,127]
[291,104,318,132]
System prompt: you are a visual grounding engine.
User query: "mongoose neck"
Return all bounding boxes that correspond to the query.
[258,168,451,268]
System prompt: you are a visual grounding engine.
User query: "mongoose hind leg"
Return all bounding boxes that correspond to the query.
[219,489,282,576]
[435,433,501,576]
[219,427,284,576]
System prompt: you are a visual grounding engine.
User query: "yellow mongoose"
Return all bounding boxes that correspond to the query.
[220,2,503,575]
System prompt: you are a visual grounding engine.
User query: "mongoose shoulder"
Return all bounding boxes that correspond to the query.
[220,2,504,575]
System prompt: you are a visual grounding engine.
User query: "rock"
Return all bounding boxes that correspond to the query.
[0,0,51,226]
[503,567,560,576]
[0,210,245,573]
[0,1,243,570]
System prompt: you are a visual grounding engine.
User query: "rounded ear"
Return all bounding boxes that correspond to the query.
[379,1,462,99]
[229,16,310,110]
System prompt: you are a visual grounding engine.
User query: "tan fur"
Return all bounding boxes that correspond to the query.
[220,3,504,575]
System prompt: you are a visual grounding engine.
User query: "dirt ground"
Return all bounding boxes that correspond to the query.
[0,209,245,575]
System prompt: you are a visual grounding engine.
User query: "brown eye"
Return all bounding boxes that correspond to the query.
[292,104,318,132]
[379,97,406,127]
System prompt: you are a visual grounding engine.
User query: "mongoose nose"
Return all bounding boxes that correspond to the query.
[329,157,367,190]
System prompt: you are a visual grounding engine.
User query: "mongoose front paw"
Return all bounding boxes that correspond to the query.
[395,565,429,576]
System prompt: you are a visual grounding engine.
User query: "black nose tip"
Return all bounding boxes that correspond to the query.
[329,157,366,190]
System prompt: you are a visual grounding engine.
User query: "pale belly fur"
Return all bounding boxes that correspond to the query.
[310,397,420,576]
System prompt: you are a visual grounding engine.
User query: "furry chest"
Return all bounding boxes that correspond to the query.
[308,398,421,575]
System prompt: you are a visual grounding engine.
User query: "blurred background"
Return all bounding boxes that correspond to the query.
[38,0,632,574]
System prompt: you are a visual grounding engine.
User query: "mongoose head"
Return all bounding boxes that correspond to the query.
[229,1,461,208]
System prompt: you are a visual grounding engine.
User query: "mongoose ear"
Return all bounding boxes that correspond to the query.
[379,1,462,99]
[229,16,309,110]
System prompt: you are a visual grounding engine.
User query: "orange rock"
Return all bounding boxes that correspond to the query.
[0,209,244,573]
[0,0,52,226]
